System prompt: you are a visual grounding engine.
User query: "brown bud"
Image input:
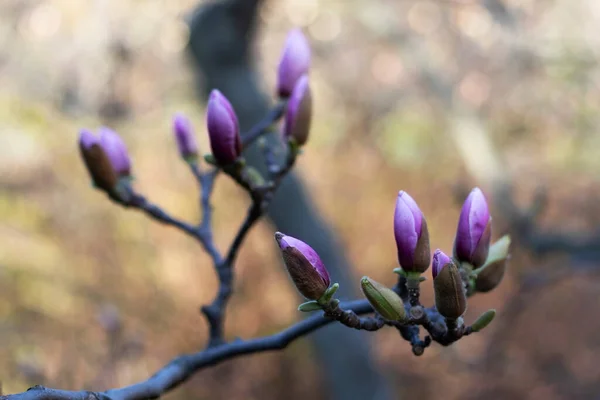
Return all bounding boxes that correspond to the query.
[474,235,510,292]
[79,136,118,192]
[284,75,312,146]
[433,257,467,319]
[275,233,330,301]
[413,217,431,273]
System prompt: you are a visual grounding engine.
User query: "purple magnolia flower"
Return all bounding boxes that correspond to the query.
[206,90,241,165]
[277,29,311,98]
[432,249,452,279]
[173,113,199,159]
[393,191,431,273]
[275,232,330,300]
[284,74,312,146]
[98,127,132,176]
[454,187,492,267]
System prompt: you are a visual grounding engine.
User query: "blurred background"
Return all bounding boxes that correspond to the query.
[1,0,600,399]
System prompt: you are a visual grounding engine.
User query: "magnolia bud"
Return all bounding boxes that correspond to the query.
[173,113,199,160]
[474,235,511,292]
[360,277,406,321]
[79,129,118,192]
[275,232,330,300]
[432,249,467,319]
[454,187,492,268]
[393,191,431,274]
[98,127,132,177]
[283,75,312,146]
[277,29,311,97]
[206,90,241,165]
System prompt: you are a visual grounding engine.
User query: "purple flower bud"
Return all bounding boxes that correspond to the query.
[454,187,492,267]
[275,232,330,300]
[173,113,199,159]
[277,29,311,98]
[432,249,466,319]
[206,90,241,165]
[79,129,118,192]
[98,127,132,177]
[393,191,431,273]
[432,249,452,279]
[284,74,312,146]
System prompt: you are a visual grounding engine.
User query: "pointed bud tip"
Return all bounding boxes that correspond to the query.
[394,190,429,273]
[432,249,452,279]
[79,129,99,149]
[209,89,223,101]
[454,186,492,266]
[274,232,285,246]
[277,29,311,97]
[173,113,198,157]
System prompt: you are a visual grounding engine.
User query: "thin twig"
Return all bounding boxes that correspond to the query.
[127,193,199,239]
[201,144,297,347]
[241,102,287,148]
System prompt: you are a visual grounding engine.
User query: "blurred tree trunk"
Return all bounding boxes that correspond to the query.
[187,1,393,399]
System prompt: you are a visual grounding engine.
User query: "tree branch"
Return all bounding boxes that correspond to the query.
[1,300,373,400]
[201,144,297,347]
[241,101,286,148]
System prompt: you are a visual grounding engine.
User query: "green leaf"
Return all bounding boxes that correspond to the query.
[393,267,407,277]
[298,301,323,312]
[477,235,511,272]
[318,283,339,305]
[471,309,496,332]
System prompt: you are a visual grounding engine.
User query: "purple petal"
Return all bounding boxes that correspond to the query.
[400,191,423,236]
[467,187,490,256]
[173,113,198,157]
[455,187,490,261]
[79,129,99,149]
[207,90,241,164]
[99,127,131,175]
[432,249,452,279]
[394,191,423,268]
[277,29,311,97]
[284,74,309,139]
[276,233,330,286]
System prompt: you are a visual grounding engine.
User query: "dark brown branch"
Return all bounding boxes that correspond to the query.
[1,300,373,400]
[323,302,385,331]
[201,145,298,347]
[189,164,218,231]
